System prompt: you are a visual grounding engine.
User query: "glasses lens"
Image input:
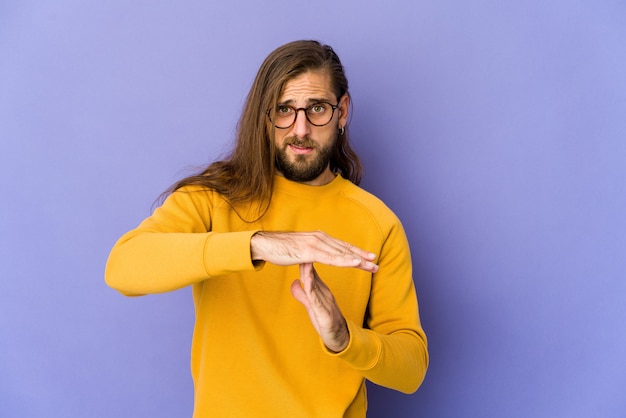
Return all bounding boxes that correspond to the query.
[273,105,295,129]
[306,103,333,126]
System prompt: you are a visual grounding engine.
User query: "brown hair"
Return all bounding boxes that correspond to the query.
[164,40,362,207]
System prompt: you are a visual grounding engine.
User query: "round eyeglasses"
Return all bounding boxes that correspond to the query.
[267,102,339,129]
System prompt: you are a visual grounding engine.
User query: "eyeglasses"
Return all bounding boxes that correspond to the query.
[267,102,339,129]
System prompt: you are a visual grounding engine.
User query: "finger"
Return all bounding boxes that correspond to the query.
[294,263,323,306]
[306,264,332,295]
[299,263,314,294]
[312,231,377,261]
[319,251,379,272]
[311,244,378,271]
[308,233,379,272]
[290,279,310,309]
[301,265,337,319]
[298,264,330,315]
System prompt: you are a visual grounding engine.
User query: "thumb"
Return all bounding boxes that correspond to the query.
[290,279,309,308]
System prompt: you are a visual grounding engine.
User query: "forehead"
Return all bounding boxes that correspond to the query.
[278,71,334,103]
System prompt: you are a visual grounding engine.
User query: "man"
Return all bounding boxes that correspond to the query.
[106,39,428,417]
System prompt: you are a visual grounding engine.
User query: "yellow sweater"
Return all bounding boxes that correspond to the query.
[106,174,428,417]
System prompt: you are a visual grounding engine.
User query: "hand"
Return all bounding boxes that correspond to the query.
[290,263,349,352]
[250,231,378,273]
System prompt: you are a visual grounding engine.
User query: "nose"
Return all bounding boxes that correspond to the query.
[291,109,311,138]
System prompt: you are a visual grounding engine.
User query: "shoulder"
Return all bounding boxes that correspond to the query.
[337,179,403,230]
[162,185,230,212]
[333,179,411,256]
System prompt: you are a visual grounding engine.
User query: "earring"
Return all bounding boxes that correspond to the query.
[339,126,345,135]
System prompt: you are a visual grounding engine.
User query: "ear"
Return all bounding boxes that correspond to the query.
[338,94,350,128]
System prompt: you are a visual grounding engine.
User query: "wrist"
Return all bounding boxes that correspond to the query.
[327,318,350,353]
[250,231,265,261]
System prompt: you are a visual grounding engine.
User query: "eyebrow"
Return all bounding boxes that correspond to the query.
[277,97,333,106]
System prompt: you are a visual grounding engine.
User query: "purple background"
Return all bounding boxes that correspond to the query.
[2,1,625,417]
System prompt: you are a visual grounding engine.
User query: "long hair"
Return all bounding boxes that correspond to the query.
[164,40,362,208]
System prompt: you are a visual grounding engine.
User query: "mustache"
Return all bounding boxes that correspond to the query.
[283,136,317,148]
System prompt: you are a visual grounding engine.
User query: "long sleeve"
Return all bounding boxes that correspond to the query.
[329,219,429,393]
[105,187,259,295]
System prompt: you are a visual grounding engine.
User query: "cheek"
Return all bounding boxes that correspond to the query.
[319,126,338,147]
[273,131,287,148]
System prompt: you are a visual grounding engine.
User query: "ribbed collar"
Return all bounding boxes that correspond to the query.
[273,174,347,198]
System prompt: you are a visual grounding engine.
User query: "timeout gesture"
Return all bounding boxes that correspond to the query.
[250,230,378,353]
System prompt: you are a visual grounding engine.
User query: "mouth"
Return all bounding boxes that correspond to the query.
[288,144,315,155]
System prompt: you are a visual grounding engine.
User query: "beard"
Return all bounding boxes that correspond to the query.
[275,135,336,183]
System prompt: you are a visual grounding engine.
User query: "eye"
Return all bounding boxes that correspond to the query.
[276,105,293,115]
[309,104,327,114]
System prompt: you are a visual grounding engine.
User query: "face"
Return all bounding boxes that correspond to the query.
[272,71,349,186]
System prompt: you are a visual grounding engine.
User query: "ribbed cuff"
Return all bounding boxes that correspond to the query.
[202,230,263,276]
[323,320,382,371]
